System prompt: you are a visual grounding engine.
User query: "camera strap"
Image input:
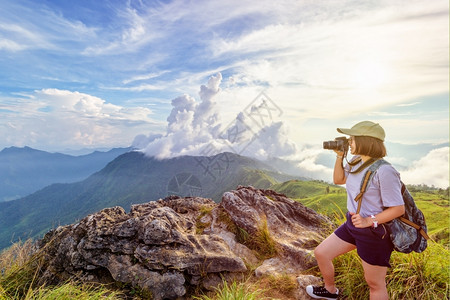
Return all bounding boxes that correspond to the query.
[349,157,378,174]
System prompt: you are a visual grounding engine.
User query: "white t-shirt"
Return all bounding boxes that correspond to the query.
[344,157,404,217]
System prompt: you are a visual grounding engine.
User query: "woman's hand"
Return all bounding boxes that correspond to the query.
[349,205,405,228]
[349,212,372,228]
[334,149,344,156]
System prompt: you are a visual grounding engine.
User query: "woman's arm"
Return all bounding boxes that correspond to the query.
[333,151,346,184]
[350,205,405,228]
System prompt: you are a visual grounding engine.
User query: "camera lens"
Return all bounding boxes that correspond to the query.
[323,141,338,150]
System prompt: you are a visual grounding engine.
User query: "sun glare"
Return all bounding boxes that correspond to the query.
[352,61,389,90]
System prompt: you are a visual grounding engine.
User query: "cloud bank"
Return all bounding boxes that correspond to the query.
[401,147,449,188]
[0,89,160,151]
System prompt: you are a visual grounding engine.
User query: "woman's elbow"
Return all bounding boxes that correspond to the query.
[334,178,346,185]
[395,205,405,218]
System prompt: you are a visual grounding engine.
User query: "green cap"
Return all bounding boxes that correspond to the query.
[337,121,385,141]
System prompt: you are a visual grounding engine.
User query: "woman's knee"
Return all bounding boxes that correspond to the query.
[365,275,386,289]
[313,247,322,261]
[314,243,325,257]
[363,266,387,290]
[314,234,354,261]
[314,243,332,262]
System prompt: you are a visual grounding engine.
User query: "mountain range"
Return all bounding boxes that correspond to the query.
[2,141,445,251]
[0,150,303,250]
[0,146,131,202]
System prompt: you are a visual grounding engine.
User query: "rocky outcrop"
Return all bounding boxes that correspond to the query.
[221,186,329,275]
[37,186,331,299]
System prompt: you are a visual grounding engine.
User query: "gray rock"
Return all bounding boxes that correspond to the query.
[37,187,331,299]
[222,186,329,270]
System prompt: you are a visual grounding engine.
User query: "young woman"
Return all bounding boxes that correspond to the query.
[306,121,405,300]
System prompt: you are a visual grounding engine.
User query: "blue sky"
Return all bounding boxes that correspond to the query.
[0,0,448,187]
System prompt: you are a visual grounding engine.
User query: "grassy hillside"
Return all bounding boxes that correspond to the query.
[271,180,347,215]
[240,168,278,188]
[271,179,344,198]
[409,188,449,247]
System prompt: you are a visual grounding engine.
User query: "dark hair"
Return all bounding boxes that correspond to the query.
[354,136,387,158]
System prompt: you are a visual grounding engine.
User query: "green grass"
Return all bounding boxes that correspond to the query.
[194,274,299,300]
[193,279,266,300]
[18,283,123,300]
[298,193,347,216]
[234,218,279,261]
[250,218,278,259]
[0,239,123,300]
[196,205,214,234]
[332,242,450,299]
[410,190,449,247]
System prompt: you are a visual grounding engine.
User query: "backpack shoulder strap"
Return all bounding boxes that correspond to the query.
[355,159,390,214]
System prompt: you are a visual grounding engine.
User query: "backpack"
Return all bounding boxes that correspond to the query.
[354,159,430,253]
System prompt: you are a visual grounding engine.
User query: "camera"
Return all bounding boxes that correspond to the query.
[323,136,349,152]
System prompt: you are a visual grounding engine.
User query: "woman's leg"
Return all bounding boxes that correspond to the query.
[361,260,389,300]
[314,233,356,293]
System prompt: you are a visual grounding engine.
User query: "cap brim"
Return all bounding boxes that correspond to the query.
[337,128,354,135]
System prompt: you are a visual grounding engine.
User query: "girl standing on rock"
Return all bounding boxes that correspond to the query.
[306,121,405,300]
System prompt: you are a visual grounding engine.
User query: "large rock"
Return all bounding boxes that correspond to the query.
[221,186,329,275]
[37,186,331,299]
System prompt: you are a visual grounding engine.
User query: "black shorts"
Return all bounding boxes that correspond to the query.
[335,212,394,267]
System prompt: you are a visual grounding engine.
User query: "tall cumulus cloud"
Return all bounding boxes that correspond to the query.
[133,73,298,160]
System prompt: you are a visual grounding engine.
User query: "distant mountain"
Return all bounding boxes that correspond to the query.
[0,151,300,250]
[0,146,131,202]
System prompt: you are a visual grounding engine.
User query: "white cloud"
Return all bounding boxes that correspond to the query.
[290,146,334,180]
[0,89,161,151]
[136,74,222,159]
[0,2,97,53]
[0,39,25,51]
[82,5,159,56]
[122,71,170,85]
[256,122,297,156]
[401,147,449,188]
[396,102,421,107]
